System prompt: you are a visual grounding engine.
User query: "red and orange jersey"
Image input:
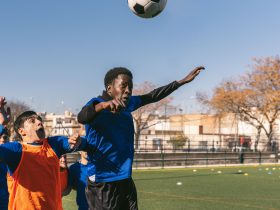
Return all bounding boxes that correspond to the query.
[8,139,63,210]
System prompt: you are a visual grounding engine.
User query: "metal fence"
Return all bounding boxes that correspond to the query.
[133,151,279,169]
[67,140,280,169]
[131,138,280,169]
[134,137,280,153]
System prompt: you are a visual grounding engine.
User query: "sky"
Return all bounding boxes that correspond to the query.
[1,0,280,114]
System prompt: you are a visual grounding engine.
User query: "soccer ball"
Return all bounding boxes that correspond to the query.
[128,0,167,18]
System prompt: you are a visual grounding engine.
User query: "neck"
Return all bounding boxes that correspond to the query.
[80,158,88,165]
[22,138,44,144]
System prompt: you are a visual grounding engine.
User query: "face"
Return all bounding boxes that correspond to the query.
[0,134,9,144]
[108,74,133,106]
[80,151,88,160]
[18,115,45,141]
[60,155,68,169]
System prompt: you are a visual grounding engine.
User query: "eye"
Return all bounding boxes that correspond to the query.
[120,84,126,89]
[28,118,36,123]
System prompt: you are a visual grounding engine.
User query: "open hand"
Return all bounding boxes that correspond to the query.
[0,96,11,125]
[68,133,81,150]
[178,66,205,85]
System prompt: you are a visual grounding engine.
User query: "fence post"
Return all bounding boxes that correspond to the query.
[161,145,165,169]
[185,151,188,168]
[275,149,278,163]
[239,151,244,164]
[224,150,227,166]
[135,153,138,170]
[206,149,208,166]
[258,151,262,165]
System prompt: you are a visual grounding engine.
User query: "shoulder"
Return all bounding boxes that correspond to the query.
[126,96,142,111]
[48,136,68,142]
[1,141,22,152]
[85,97,104,106]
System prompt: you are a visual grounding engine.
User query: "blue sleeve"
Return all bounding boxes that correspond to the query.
[0,142,22,174]
[127,96,142,112]
[75,136,88,152]
[0,125,5,135]
[85,98,97,106]
[48,136,71,158]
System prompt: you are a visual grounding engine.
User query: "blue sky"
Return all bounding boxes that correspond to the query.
[1,0,280,114]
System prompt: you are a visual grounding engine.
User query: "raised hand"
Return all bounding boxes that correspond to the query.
[0,96,11,125]
[68,133,81,150]
[177,66,205,85]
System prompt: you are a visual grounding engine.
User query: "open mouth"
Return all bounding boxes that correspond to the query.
[37,127,45,136]
[38,127,44,132]
[122,96,130,103]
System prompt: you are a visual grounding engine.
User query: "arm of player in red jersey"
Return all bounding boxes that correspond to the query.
[48,135,88,158]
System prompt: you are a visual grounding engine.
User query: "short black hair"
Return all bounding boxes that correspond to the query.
[104,67,133,89]
[14,111,42,140]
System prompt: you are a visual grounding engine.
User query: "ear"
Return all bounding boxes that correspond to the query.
[107,84,112,93]
[18,128,27,137]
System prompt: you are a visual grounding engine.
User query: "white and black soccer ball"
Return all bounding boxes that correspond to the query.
[128,0,167,19]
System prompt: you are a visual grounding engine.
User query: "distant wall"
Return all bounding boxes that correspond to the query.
[133,152,278,168]
[66,152,278,168]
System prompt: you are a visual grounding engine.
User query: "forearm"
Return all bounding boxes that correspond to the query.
[78,102,103,124]
[140,81,180,106]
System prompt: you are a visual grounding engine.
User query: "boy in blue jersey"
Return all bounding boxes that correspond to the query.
[64,151,89,210]
[78,66,205,210]
[0,96,84,210]
[0,125,9,210]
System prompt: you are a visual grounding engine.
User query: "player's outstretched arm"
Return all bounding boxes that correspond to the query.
[139,66,205,107]
[177,66,205,86]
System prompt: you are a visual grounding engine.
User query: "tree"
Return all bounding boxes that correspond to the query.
[6,100,31,138]
[168,134,188,151]
[132,81,173,150]
[197,56,280,151]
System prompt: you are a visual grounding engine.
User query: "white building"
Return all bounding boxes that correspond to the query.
[39,111,84,137]
[137,113,280,152]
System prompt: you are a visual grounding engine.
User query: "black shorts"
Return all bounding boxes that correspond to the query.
[85,177,138,210]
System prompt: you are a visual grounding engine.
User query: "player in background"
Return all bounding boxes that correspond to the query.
[0,96,83,210]
[0,125,9,210]
[60,154,69,196]
[63,151,89,210]
[78,66,204,210]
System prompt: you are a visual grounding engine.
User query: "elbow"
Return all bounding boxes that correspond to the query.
[77,112,86,124]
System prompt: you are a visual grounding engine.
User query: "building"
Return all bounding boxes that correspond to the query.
[137,113,280,152]
[39,111,85,137]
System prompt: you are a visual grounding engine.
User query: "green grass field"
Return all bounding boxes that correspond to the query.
[63,165,280,210]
